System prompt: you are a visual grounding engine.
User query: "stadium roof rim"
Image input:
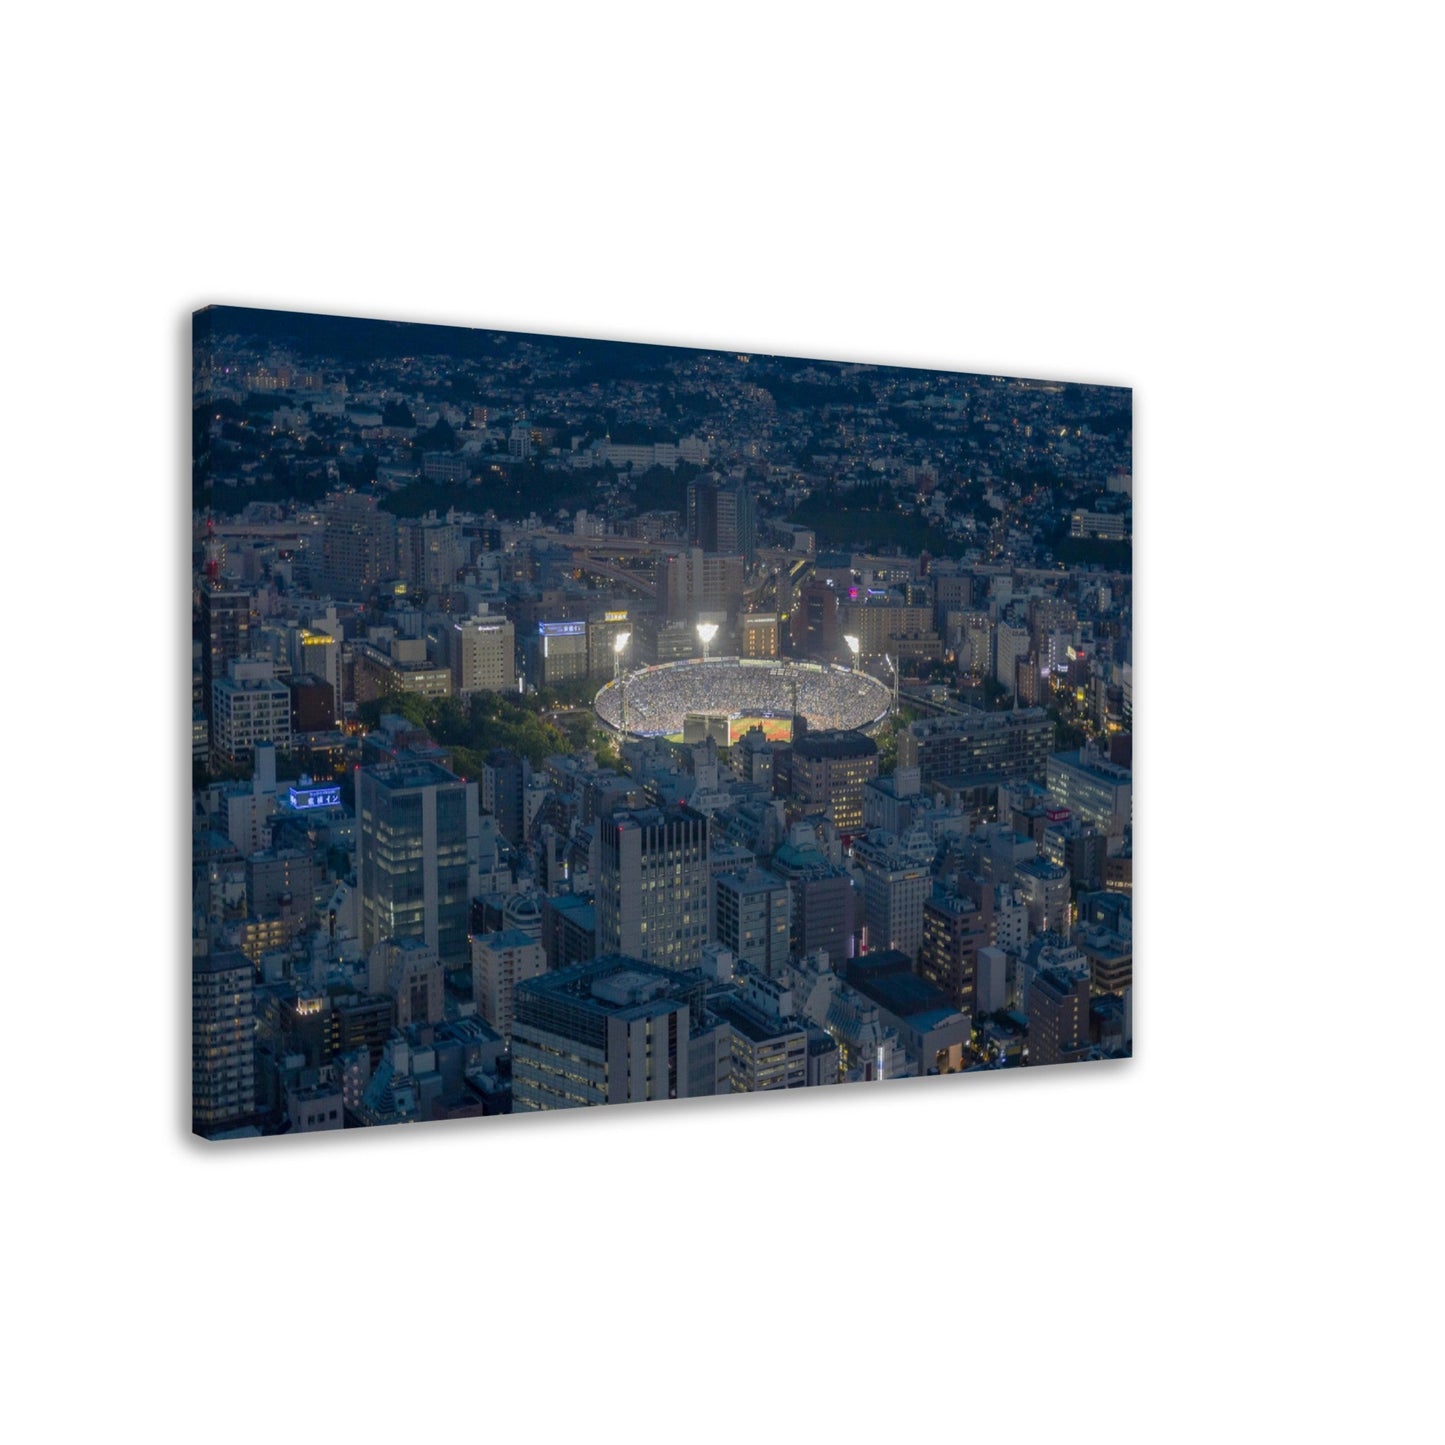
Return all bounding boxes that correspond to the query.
[593,656,892,739]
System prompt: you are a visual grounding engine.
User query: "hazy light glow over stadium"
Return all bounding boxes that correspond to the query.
[594,658,892,739]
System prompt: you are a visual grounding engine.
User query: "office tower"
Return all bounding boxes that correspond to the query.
[200,588,252,748]
[320,491,398,598]
[919,891,990,1016]
[838,599,936,659]
[587,609,632,680]
[687,475,755,564]
[192,949,256,1135]
[451,611,516,697]
[1015,857,1071,935]
[790,579,841,657]
[471,928,546,1044]
[853,833,932,962]
[1026,966,1091,1066]
[631,613,696,665]
[524,620,588,687]
[771,829,856,969]
[211,658,292,767]
[1045,748,1133,837]
[897,708,1054,787]
[862,768,923,835]
[397,514,464,591]
[659,547,745,624]
[357,759,477,966]
[713,867,791,978]
[595,806,710,971]
[789,730,879,834]
[481,748,527,847]
[511,956,711,1109]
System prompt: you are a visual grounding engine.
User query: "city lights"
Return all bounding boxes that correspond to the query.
[192,305,1133,1142]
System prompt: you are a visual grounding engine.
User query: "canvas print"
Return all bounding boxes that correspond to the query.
[192,306,1132,1139]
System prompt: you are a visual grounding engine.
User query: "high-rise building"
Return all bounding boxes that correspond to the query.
[838,599,936,659]
[771,831,856,969]
[357,759,476,966]
[791,579,841,657]
[200,588,252,748]
[959,612,992,677]
[1015,857,1071,935]
[193,949,256,1136]
[789,730,880,834]
[660,547,745,624]
[587,609,633,680]
[1026,966,1091,1066]
[397,514,464,591]
[898,708,1054,787]
[320,491,398,598]
[853,833,932,962]
[713,867,791,977]
[1046,749,1133,837]
[687,475,756,564]
[919,891,991,1016]
[995,622,1031,694]
[524,620,589,687]
[211,658,292,767]
[511,956,712,1109]
[481,748,527,847]
[595,806,711,971]
[740,612,780,659]
[471,928,546,1044]
[451,611,516,696]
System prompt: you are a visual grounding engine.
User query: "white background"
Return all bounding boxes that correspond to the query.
[5,4,1437,1441]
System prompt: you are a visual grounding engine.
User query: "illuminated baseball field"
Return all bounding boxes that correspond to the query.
[594,658,891,741]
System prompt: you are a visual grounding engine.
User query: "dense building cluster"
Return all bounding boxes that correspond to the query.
[191,308,1132,1138]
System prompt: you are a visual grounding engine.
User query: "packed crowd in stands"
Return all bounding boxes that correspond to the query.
[595,659,891,736]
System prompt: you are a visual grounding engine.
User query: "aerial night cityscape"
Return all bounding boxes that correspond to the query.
[192,305,1133,1137]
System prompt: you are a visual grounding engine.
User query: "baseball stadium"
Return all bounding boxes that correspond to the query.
[594,658,892,744]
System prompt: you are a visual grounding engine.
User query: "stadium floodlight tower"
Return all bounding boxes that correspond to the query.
[613,631,632,734]
[844,634,861,672]
[697,621,718,664]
